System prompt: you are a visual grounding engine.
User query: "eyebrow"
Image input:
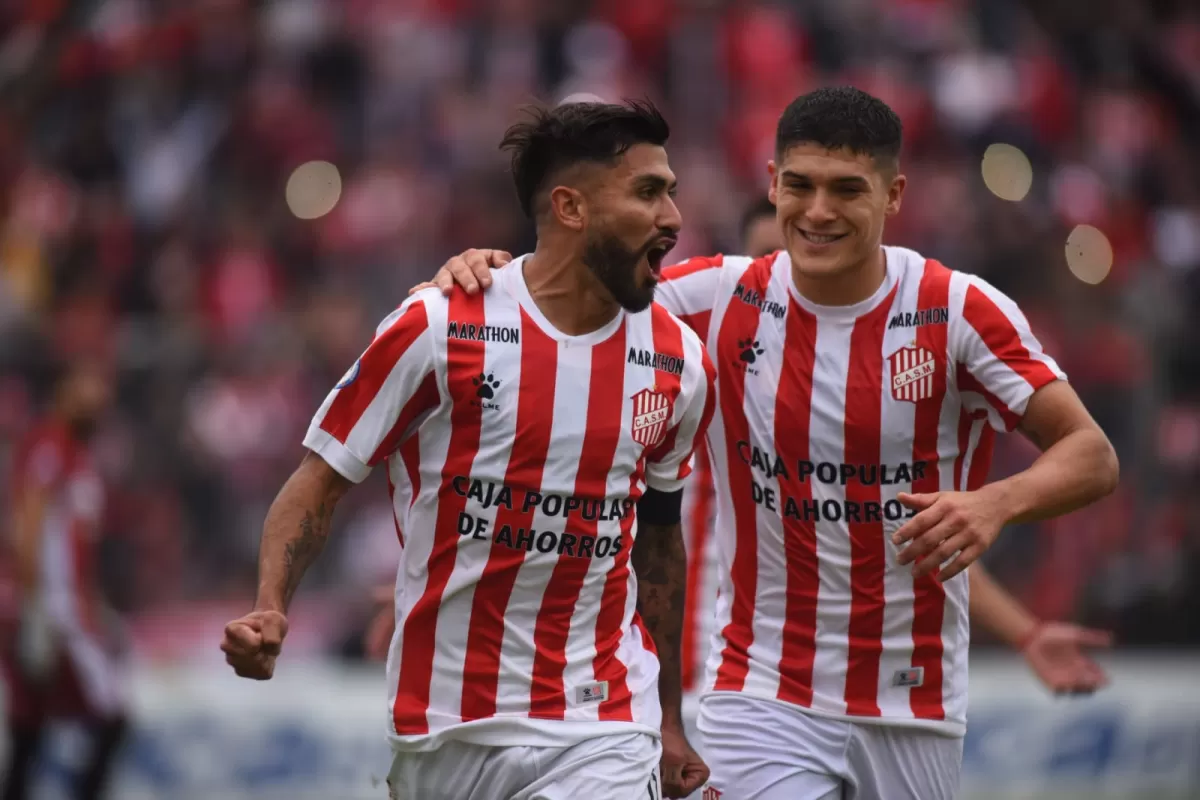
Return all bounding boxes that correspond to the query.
[634,174,678,192]
[781,170,870,189]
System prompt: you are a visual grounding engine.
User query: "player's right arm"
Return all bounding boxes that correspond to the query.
[419,250,729,339]
[222,294,444,680]
[968,565,1111,695]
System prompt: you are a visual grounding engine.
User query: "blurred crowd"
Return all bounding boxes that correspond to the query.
[1,0,1198,658]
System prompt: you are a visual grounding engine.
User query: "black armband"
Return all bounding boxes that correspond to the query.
[638,487,684,526]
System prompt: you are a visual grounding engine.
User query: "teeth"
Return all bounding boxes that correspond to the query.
[801,231,842,244]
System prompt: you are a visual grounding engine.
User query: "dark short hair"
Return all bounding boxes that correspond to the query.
[775,86,902,169]
[500,99,670,219]
[739,196,777,242]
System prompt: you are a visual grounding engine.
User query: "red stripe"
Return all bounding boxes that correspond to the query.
[843,284,898,717]
[596,460,643,721]
[461,311,557,721]
[713,256,773,691]
[369,372,441,465]
[774,298,819,706]
[957,365,1021,431]
[680,443,714,692]
[323,302,429,443]
[962,283,1058,389]
[910,260,952,720]
[529,325,628,718]
[678,311,712,342]
[392,291,485,735]
[662,254,724,280]
[594,308,691,720]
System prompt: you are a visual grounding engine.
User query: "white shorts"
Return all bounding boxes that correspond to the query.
[695,694,962,800]
[387,731,663,800]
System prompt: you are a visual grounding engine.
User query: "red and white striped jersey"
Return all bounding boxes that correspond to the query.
[304,256,715,750]
[10,422,106,638]
[656,246,1065,737]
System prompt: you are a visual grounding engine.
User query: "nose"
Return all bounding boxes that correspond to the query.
[805,189,838,226]
[659,195,682,235]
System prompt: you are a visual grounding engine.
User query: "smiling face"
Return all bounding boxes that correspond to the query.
[768,143,905,281]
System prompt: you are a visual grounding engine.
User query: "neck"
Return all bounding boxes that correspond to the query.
[790,245,887,307]
[523,238,622,336]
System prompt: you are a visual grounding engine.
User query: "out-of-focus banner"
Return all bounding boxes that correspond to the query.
[6,656,1199,800]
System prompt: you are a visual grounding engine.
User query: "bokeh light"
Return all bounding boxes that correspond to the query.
[1065,224,1113,284]
[286,160,342,220]
[981,143,1033,202]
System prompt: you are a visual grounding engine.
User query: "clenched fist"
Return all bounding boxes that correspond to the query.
[220,609,288,680]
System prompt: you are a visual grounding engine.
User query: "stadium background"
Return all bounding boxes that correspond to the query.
[1,0,1198,797]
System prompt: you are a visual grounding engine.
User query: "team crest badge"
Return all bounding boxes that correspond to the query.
[631,387,671,447]
[889,345,937,403]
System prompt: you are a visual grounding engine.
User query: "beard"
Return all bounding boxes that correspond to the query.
[581,231,658,313]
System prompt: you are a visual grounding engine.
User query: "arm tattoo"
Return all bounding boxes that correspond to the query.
[282,501,332,607]
[632,520,687,725]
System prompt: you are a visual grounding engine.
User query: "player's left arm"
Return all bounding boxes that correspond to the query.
[895,276,1118,580]
[633,339,715,796]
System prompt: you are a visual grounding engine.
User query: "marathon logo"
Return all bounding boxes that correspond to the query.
[736,441,929,485]
[732,283,786,319]
[452,477,635,521]
[627,347,685,375]
[447,321,520,343]
[457,512,624,559]
[887,307,949,330]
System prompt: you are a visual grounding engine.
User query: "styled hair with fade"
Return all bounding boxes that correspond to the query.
[775,87,902,169]
[500,99,670,219]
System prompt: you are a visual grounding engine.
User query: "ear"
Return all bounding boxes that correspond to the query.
[885,173,907,218]
[549,185,586,232]
[767,160,779,206]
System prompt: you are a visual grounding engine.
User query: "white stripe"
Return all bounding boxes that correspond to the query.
[807,318,853,713]
[876,277,920,720]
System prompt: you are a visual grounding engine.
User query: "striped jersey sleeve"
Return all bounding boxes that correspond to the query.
[654,255,729,341]
[949,273,1066,431]
[643,324,717,493]
[303,294,444,483]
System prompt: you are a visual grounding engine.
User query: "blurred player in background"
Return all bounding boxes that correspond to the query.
[1,362,129,800]
[429,86,1120,799]
[222,100,713,799]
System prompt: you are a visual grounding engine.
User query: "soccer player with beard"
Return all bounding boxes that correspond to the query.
[426,87,1119,799]
[221,100,713,799]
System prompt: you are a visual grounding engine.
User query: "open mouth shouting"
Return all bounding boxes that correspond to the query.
[645,236,678,278]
